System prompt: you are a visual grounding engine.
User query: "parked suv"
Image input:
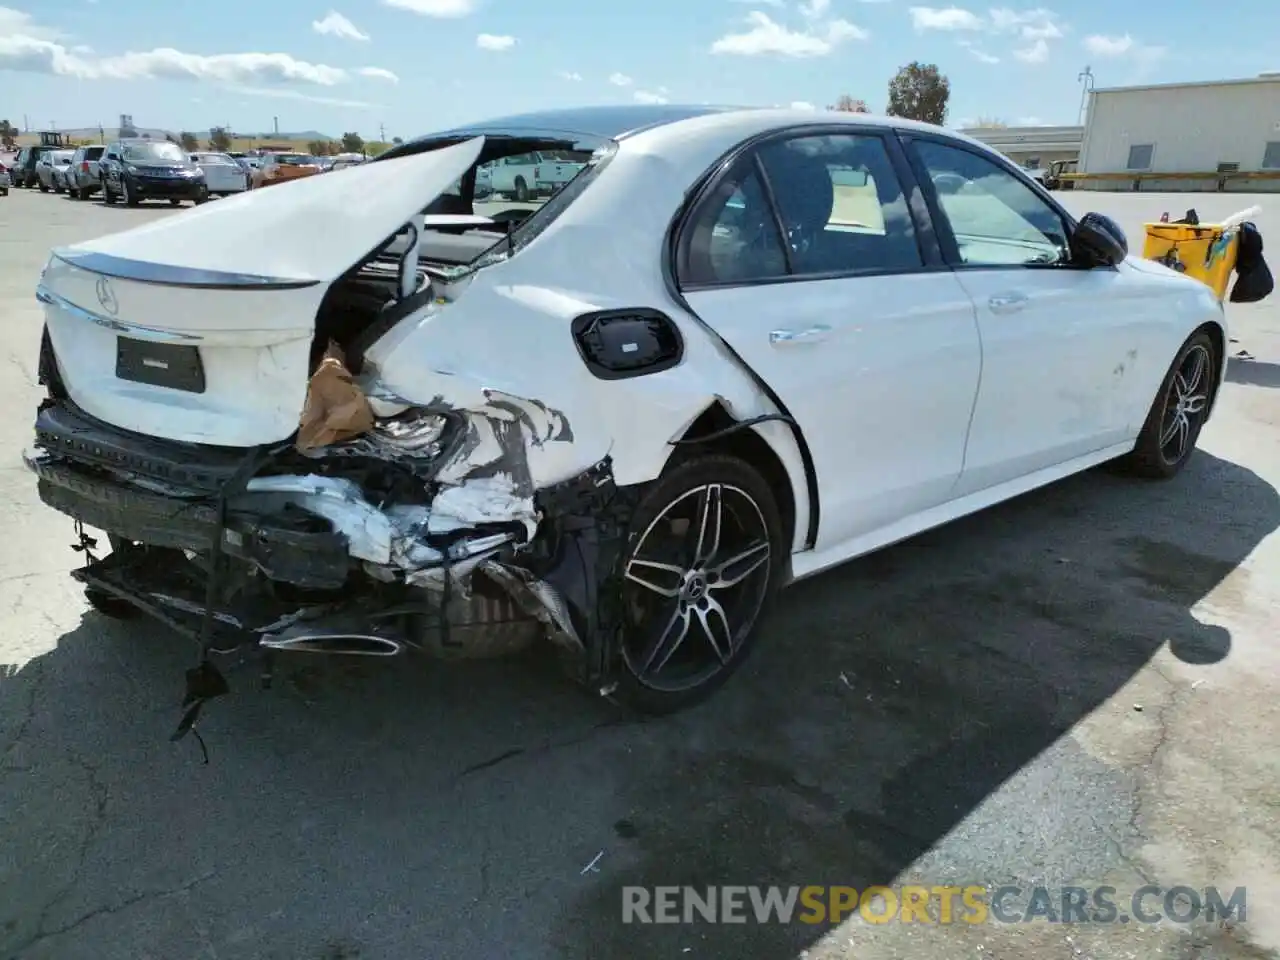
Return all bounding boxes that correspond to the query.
[68,144,107,200]
[12,145,52,188]
[99,138,208,206]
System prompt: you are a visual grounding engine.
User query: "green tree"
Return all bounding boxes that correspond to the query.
[341,131,365,153]
[208,127,232,152]
[886,61,950,126]
[179,131,199,151]
[830,94,870,113]
[392,136,404,145]
[0,119,17,148]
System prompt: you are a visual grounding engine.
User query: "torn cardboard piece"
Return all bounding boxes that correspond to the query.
[296,341,376,452]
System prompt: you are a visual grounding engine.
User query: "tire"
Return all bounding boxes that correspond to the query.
[514,177,529,202]
[122,179,140,206]
[38,180,49,193]
[77,186,91,200]
[169,199,183,206]
[101,178,115,204]
[1118,330,1217,479]
[610,453,785,714]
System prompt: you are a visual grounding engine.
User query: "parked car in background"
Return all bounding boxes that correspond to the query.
[1044,159,1078,190]
[189,151,249,196]
[11,146,51,188]
[36,149,75,193]
[487,150,586,201]
[0,160,10,196]
[99,138,209,206]
[68,145,106,200]
[250,152,323,188]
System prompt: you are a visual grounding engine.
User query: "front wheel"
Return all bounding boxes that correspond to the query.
[611,454,784,714]
[38,180,49,193]
[1119,331,1217,479]
[101,178,115,204]
[122,178,139,206]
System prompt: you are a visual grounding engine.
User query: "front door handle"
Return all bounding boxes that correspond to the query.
[770,324,832,345]
[988,293,1030,313]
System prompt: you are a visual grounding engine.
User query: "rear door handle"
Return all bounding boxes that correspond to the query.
[770,324,832,345]
[988,293,1030,313]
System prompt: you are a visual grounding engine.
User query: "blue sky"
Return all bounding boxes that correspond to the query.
[2,0,1276,139]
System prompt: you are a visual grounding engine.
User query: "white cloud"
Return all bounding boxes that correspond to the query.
[0,8,389,90]
[799,0,830,17]
[958,39,999,63]
[710,10,867,57]
[790,100,817,109]
[609,72,632,86]
[476,33,516,51]
[381,0,476,16]
[909,6,983,30]
[912,6,1065,62]
[1083,33,1166,67]
[312,11,369,41]
[0,6,58,40]
[1084,33,1131,56]
[557,70,582,81]
[358,66,398,82]
[1013,37,1048,62]
[633,89,669,104]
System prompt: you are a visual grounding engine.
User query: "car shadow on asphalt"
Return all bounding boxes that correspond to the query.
[1226,357,1280,388]
[1,451,1277,960]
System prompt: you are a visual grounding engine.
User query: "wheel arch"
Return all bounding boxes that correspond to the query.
[1195,317,1228,420]
[670,400,816,566]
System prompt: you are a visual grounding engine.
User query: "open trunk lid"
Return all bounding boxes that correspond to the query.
[36,137,484,448]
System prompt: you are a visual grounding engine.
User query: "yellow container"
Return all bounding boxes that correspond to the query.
[1142,222,1240,301]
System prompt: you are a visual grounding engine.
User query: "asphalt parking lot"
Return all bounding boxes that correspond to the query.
[1,185,1279,960]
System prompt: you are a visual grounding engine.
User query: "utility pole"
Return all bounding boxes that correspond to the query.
[379,122,386,142]
[1076,66,1094,126]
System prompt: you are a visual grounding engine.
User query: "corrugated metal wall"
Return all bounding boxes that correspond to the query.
[1078,80,1280,191]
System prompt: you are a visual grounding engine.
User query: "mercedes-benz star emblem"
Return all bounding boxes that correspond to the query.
[95,276,119,316]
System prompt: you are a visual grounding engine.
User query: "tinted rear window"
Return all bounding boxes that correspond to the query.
[85,147,104,160]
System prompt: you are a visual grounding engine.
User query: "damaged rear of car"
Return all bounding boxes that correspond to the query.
[26,110,813,730]
[27,135,619,708]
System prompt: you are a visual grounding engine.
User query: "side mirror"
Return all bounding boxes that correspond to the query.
[1072,212,1128,267]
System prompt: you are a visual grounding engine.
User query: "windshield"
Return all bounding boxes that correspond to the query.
[123,141,187,163]
[51,151,74,164]
[273,154,313,165]
[194,153,234,165]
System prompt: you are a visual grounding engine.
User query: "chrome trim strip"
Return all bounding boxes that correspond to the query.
[36,285,204,342]
[51,249,320,290]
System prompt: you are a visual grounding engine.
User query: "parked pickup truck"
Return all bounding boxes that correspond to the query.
[487,150,585,201]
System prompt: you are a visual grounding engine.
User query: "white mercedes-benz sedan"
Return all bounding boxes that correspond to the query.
[26,105,1233,720]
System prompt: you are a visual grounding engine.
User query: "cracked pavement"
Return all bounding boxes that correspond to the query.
[1,189,1279,960]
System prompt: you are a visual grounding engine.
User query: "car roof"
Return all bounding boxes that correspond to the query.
[395,103,994,157]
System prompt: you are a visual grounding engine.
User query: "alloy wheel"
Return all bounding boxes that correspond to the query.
[1158,343,1211,465]
[621,483,772,692]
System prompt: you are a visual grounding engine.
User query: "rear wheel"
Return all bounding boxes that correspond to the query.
[101,178,115,204]
[514,177,529,202]
[38,180,48,193]
[1119,331,1216,479]
[169,198,183,206]
[611,454,784,714]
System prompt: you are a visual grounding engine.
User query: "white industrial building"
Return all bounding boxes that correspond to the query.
[1077,74,1280,191]
[959,124,1083,170]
